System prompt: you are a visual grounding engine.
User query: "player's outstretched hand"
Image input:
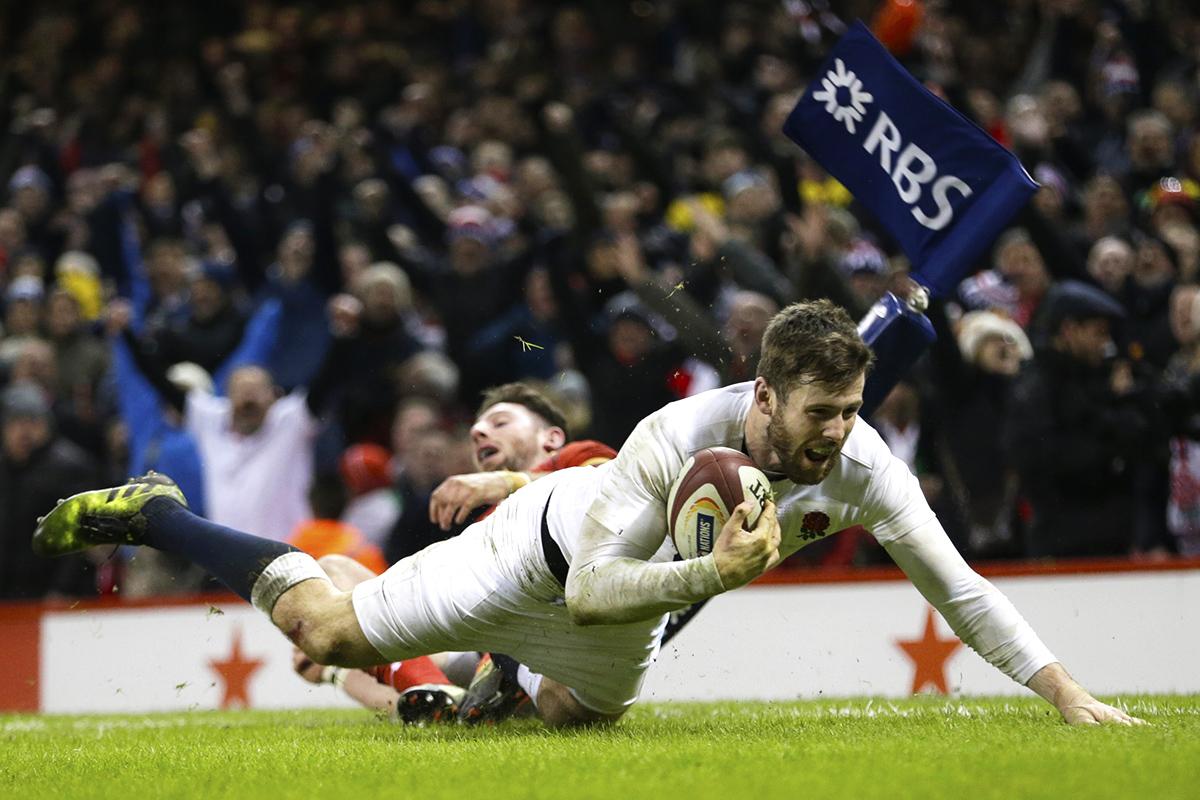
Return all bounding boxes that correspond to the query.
[1060,697,1147,726]
[712,500,780,590]
[429,471,515,530]
[1028,663,1148,726]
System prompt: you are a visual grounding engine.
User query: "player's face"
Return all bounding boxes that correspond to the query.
[765,374,865,485]
[470,402,554,472]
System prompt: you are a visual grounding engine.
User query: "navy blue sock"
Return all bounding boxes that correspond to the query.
[490,653,522,685]
[142,497,298,603]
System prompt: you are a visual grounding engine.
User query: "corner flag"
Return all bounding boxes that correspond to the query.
[783,21,1037,296]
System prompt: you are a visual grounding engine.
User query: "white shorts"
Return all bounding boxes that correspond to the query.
[351,473,666,715]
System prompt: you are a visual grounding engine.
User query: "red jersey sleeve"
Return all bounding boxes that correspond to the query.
[474,440,616,523]
[534,439,617,472]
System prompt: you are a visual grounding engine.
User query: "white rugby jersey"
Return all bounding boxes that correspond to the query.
[558,382,1056,685]
[577,381,934,560]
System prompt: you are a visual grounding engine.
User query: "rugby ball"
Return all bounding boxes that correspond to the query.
[667,447,772,560]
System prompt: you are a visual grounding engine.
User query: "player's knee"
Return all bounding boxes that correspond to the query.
[536,679,626,729]
[545,705,624,730]
[284,598,363,667]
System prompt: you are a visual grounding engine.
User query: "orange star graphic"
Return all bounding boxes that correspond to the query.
[208,627,265,709]
[895,606,962,695]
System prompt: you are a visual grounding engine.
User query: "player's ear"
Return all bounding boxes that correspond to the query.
[544,426,567,452]
[753,377,774,416]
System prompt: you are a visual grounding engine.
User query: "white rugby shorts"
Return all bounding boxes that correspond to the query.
[351,472,667,715]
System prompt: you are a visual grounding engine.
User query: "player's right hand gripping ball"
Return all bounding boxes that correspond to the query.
[667,447,772,559]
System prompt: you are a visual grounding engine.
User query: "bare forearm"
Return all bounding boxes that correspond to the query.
[340,668,401,716]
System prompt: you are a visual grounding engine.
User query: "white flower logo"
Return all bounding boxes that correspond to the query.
[811,58,874,134]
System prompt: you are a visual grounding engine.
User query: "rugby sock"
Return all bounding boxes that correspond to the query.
[515,664,544,709]
[371,657,451,691]
[142,497,322,609]
[489,653,522,683]
[490,653,543,708]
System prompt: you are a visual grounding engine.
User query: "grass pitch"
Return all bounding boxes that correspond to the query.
[2,696,1197,800]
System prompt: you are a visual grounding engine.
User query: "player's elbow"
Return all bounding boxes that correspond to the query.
[564,577,610,626]
[565,592,603,626]
[567,601,608,626]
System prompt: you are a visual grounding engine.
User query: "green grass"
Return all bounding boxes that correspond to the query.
[2,697,1198,799]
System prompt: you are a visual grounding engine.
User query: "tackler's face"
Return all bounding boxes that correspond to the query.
[470,402,561,473]
[765,373,865,485]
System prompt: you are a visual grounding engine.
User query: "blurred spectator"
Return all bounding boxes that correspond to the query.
[390,396,443,478]
[4,275,44,337]
[141,239,190,326]
[289,473,387,575]
[722,291,779,382]
[105,300,206,518]
[1123,232,1180,368]
[1162,284,1200,555]
[117,332,334,540]
[257,222,334,391]
[339,443,401,549]
[465,266,563,387]
[54,251,104,321]
[142,262,248,374]
[321,263,424,445]
[959,228,1052,329]
[6,334,107,458]
[1086,236,1134,298]
[385,427,461,564]
[925,308,1033,558]
[1008,281,1152,557]
[0,382,98,598]
[1122,111,1177,195]
[44,287,107,398]
[872,381,929,478]
[395,350,461,406]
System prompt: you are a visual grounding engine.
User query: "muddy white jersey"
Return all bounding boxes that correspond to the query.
[579,382,935,561]
[561,382,1055,685]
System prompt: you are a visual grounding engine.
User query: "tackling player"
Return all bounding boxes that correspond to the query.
[294,382,615,723]
[34,301,1142,728]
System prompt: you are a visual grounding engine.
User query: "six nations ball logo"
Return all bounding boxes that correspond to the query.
[695,512,715,554]
[687,497,722,554]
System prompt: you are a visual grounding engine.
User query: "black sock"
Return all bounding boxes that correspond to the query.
[489,653,522,685]
[142,497,298,602]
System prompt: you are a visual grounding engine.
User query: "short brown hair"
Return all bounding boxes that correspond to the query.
[477,382,571,439]
[756,300,874,397]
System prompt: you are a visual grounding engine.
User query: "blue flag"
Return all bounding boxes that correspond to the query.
[783,21,1037,297]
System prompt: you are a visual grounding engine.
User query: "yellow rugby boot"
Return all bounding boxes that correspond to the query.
[32,472,187,557]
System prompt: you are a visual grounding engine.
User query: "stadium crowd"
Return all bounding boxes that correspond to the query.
[1,0,1199,601]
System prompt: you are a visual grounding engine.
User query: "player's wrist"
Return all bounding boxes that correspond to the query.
[320,665,348,688]
[1026,662,1087,711]
[700,552,728,593]
[500,470,531,494]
